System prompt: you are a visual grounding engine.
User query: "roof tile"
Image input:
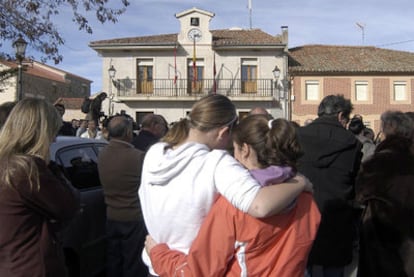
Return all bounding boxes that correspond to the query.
[289,45,414,73]
[89,29,283,47]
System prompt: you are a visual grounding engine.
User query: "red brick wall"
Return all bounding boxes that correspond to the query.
[291,75,414,134]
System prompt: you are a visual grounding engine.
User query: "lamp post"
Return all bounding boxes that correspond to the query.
[273,65,289,119]
[272,65,281,99]
[12,35,28,101]
[108,65,116,115]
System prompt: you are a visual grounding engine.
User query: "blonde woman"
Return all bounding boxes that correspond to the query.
[0,98,80,277]
[139,95,311,276]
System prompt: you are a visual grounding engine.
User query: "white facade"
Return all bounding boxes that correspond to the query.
[91,7,289,124]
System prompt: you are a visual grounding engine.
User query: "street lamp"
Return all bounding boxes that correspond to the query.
[108,65,116,115]
[13,35,28,101]
[272,65,281,80]
[108,65,116,79]
[272,65,284,99]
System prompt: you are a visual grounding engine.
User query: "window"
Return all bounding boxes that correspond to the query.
[52,83,57,94]
[82,84,88,95]
[188,59,204,80]
[393,81,407,101]
[241,59,257,93]
[190,17,199,26]
[56,145,103,189]
[187,59,204,93]
[355,81,368,101]
[241,59,257,81]
[137,59,153,94]
[305,80,319,101]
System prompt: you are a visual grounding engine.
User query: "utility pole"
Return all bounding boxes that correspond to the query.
[248,0,252,29]
[356,22,365,44]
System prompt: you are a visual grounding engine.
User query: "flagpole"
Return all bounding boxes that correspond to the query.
[248,0,252,29]
[174,44,177,85]
[213,53,217,94]
[193,38,196,90]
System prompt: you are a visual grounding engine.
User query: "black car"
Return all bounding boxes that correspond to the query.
[50,136,108,277]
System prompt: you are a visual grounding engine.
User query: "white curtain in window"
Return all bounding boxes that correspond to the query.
[355,81,368,101]
[394,81,407,101]
[305,80,319,100]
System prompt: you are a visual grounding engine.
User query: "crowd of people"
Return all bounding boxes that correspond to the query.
[0,93,414,277]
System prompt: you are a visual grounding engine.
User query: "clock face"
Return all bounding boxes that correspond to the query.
[188,28,202,42]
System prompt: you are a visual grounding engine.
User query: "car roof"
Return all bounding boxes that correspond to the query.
[50,136,108,159]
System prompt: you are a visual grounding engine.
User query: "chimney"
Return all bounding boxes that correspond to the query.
[281,26,288,44]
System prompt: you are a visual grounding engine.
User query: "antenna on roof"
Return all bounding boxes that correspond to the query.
[356,22,365,45]
[247,0,252,29]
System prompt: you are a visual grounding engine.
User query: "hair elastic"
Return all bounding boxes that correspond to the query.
[268,119,274,129]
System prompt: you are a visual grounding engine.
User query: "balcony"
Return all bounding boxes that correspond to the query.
[113,78,277,101]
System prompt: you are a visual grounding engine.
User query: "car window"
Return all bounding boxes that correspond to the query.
[56,145,102,190]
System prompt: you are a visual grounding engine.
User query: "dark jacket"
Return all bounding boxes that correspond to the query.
[131,130,159,152]
[86,96,104,123]
[57,121,76,136]
[98,139,145,221]
[356,136,414,277]
[0,157,80,277]
[297,116,362,266]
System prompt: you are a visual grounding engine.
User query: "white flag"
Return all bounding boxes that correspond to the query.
[248,0,252,11]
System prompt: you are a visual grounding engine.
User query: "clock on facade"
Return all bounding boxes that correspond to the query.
[188,28,202,42]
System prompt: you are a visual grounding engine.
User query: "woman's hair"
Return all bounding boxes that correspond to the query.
[0,98,62,189]
[232,115,303,171]
[381,110,414,139]
[162,94,237,146]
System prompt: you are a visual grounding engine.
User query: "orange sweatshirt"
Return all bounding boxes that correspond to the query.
[150,192,320,277]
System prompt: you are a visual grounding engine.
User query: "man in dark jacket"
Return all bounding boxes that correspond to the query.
[132,114,168,151]
[87,92,107,124]
[55,103,76,136]
[297,95,362,277]
[98,115,147,277]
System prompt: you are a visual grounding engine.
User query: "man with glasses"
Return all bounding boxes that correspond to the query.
[297,94,362,277]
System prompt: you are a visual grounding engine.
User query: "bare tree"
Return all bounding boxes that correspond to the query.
[0,0,130,64]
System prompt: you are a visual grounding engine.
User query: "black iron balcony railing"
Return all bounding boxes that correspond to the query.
[114,78,275,98]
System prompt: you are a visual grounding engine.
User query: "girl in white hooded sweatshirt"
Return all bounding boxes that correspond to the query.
[139,94,311,276]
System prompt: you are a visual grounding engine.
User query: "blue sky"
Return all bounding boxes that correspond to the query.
[21,0,414,94]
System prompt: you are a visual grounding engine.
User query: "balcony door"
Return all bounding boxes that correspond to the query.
[187,59,204,94]
[241,59,257,93]
[137,59,153,94]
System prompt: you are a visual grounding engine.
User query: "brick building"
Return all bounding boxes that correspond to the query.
[289,45,414,135]
[0,59,92,121]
